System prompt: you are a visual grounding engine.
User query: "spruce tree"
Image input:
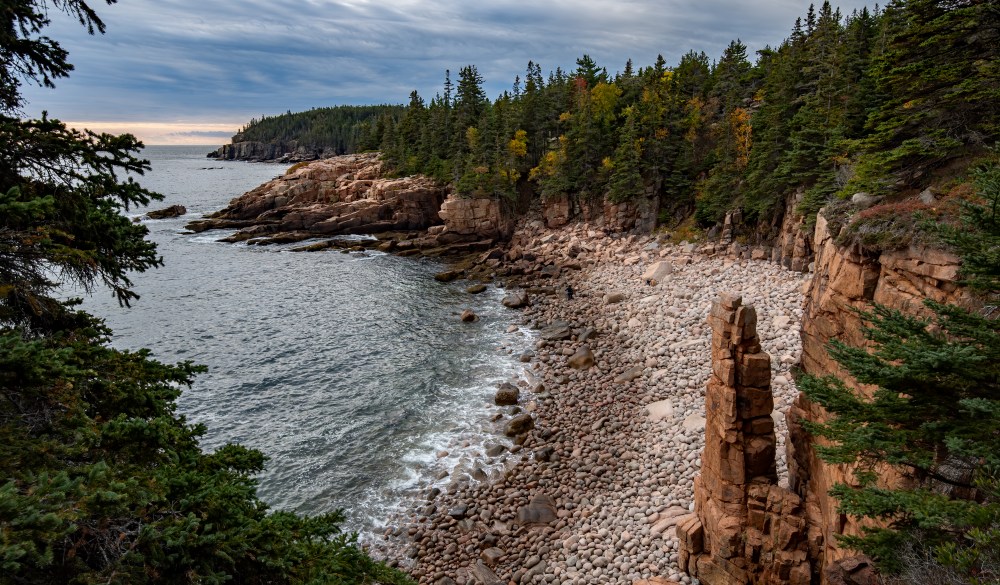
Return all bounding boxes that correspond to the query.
[607,106,644,204]
[849,0,1000,195]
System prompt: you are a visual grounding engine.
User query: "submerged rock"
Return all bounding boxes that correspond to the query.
[145,204,187,219]
[434,270,461,282]
[494,383,519,406]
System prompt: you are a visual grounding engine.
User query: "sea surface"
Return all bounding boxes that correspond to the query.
[76,145,530,542]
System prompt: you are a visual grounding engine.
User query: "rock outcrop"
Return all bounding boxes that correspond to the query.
[437,195,512,241]
[677,206,967,585]
[185,153,504,250]
[772,191,813,273]
[145,204,187,219]
[678,294,811,585]
[187,153,443,239]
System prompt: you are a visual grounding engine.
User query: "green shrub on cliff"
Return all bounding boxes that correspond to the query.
[938,151,1000,296]
[0,2,413,583]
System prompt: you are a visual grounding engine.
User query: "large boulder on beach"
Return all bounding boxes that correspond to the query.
[539,264,560,278]
[470,561,504,585]
[516,493,558,526]
[505,413,534,436]
[494,383,519,406]
[615,364,644,383]
[641,260,673,283]
[567,345,595,370]
[646,399,674,421]
[480,547,505,565]
[502,290,529,309]
[539,321,572,341]
[604,291,626,304]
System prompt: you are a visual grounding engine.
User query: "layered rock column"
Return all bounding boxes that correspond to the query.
[677,294,811,585]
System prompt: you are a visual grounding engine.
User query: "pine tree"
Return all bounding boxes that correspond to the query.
[799,300,1000,577]
[938,150,1000,295]
[694,40,755,225]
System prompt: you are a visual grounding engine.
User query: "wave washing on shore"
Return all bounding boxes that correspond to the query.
[75,145,534,542]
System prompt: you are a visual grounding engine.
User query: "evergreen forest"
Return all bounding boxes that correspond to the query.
[350,0,999,238]
[233,105,404,155]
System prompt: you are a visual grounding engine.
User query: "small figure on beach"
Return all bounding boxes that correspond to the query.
[565,285,574,300]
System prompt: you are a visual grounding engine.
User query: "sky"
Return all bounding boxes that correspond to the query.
[22,0,876,145]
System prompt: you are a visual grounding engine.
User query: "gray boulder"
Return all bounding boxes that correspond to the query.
[539,321,572,341]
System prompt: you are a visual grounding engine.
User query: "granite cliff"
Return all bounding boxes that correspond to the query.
[207,140,337,163]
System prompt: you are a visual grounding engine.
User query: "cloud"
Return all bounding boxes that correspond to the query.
[22,0,877,141]
[169,130,235,138]
[62,121,241,145]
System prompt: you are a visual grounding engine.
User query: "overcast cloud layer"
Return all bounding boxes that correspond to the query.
[22,0,875,144]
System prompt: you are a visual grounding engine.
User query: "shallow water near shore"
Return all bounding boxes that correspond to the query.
[76,145,528,541]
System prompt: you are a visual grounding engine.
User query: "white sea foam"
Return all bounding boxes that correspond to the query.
[354,311,539,546]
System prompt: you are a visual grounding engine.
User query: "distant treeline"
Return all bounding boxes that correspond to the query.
[369,0,998,232]
[232,105,403,154]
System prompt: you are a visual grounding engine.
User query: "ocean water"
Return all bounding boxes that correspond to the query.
[77,145,530,540]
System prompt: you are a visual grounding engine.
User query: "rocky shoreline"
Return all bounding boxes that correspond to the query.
[378,218,809,585]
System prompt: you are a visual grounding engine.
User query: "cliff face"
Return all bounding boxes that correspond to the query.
[681,206,966,585]
[786,209,967,575]
[540,193,659,233]
[207,140,337,162]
